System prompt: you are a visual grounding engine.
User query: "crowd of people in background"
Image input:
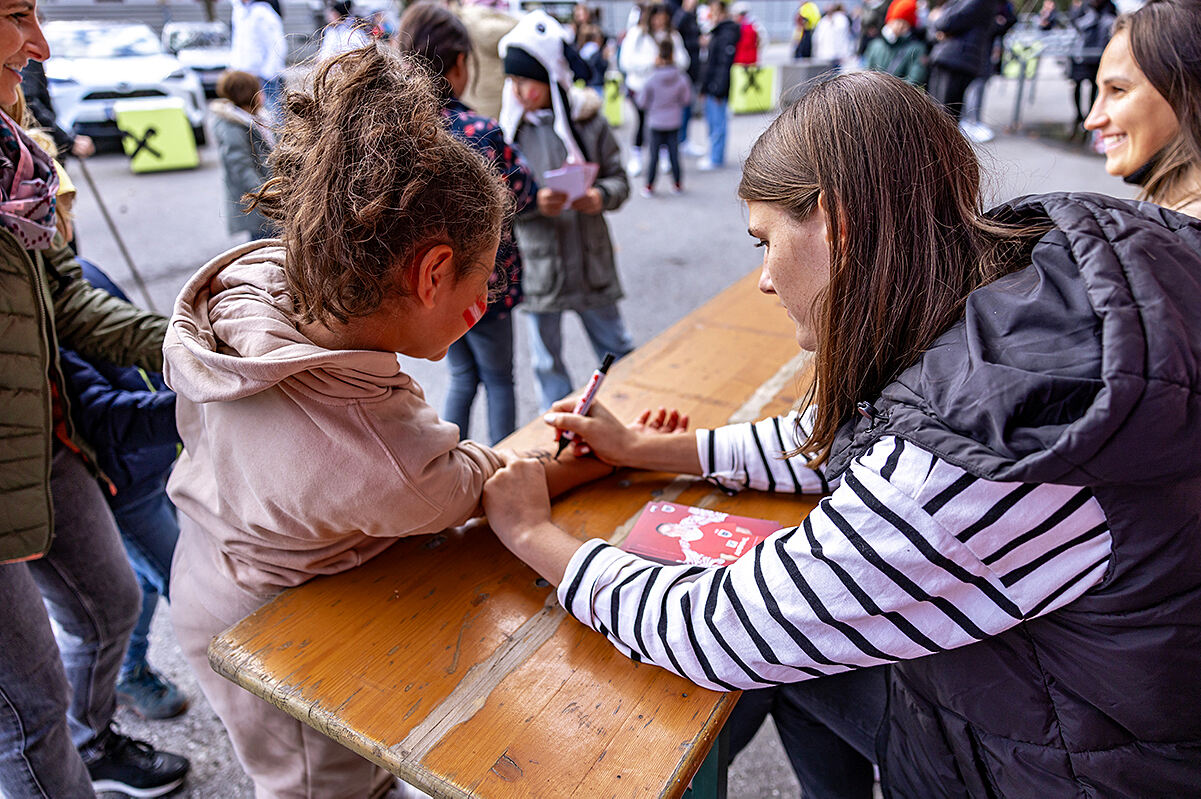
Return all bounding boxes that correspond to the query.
[213,0,1133,196]
[4,0,1200,797]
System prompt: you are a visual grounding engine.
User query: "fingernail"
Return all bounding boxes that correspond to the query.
[544,414,555,422]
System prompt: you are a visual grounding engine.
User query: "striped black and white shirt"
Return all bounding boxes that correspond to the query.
[557,412,1112,691]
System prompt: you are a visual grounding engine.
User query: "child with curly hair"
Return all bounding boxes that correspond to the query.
[165,44,606,798]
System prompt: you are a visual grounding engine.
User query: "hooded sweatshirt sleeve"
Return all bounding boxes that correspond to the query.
[355,394,506,534]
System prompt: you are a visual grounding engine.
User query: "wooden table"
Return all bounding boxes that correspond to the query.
[209,269,822,798]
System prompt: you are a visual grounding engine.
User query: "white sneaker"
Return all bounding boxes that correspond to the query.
[960,120,995,144]
[682,141,706,157]
[696,158,717,171]
[626,148,643,177]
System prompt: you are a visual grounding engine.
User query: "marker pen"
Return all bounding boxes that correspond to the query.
[554,352,615,460]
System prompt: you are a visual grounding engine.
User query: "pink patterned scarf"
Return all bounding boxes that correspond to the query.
[0,110,59,250]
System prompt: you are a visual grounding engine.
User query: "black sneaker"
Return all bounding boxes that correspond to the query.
[80,723,189,798]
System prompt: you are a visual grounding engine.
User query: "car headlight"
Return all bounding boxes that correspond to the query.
[166,68,189,80]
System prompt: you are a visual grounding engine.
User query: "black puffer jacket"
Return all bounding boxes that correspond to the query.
[701,19,740,99]
[928,0,995,77]
[827,193,1201,797]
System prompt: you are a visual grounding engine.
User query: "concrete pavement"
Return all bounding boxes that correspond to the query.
[78,61,1134,798]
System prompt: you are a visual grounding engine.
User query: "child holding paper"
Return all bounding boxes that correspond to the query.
[499,11,634,410]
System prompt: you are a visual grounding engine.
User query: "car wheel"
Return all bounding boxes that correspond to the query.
[192,125,207,147]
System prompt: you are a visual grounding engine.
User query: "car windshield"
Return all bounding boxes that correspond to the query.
[47,26,163,58]
[165,28,229,51]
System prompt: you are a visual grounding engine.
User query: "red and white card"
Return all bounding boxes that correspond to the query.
[621,501,781,567]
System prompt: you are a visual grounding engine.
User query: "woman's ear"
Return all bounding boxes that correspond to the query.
[816,191,845,246]
[413,244,456,309]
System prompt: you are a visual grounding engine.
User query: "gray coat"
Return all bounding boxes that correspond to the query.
[512,90,629,314]
[928,0,995,77]
[210,99,273,238]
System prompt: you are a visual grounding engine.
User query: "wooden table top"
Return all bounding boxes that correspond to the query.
[209,269,822,798]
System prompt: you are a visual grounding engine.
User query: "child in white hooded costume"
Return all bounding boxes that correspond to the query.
[498,11,634,410]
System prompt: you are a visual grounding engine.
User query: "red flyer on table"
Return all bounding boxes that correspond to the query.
[620,501,781,567]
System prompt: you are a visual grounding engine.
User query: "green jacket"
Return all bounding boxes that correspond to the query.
[1,229,166,563]
[864,34,929,87]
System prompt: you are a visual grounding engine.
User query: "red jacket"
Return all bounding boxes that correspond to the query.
[733,19,759,64]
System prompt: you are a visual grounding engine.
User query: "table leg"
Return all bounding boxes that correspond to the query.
[684,726,729,799]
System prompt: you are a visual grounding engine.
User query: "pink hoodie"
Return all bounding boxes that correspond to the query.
[164,241,504,594]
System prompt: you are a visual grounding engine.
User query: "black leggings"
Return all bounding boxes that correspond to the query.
[630,91,648,149]
[647,128,682,188]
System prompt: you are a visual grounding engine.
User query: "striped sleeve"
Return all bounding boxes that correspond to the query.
[557,435,1112,691]
[697,411,832,495]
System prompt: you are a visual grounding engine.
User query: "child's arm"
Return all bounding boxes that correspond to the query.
[481,126,538,215]
[508,446,618,499]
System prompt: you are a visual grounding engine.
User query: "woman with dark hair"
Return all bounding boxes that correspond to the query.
[396,1,536,444]
[482,71,1201,795]
[1084,0,1201,218]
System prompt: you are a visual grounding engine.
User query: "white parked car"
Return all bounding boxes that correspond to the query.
[43,21,208,145]
[162,21,231,99]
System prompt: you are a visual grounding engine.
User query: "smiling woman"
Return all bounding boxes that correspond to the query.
[1085,0,1201,217]
[0,0,46,104]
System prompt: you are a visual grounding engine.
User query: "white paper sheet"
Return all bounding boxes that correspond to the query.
[542,162,600,204]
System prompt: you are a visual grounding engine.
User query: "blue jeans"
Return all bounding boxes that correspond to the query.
[704,95,729,166]
[962,76,989,125]
[679,102,693,144]
[726,667,887,799]
[112,485,180,678]
[444,310,516,445]
[525,304,634,411]
[0,448,140,796]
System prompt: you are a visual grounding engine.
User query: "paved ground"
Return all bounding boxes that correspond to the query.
[75,55,1133,798]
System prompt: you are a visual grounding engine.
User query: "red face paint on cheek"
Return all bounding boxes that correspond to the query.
[462,297,487,328]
